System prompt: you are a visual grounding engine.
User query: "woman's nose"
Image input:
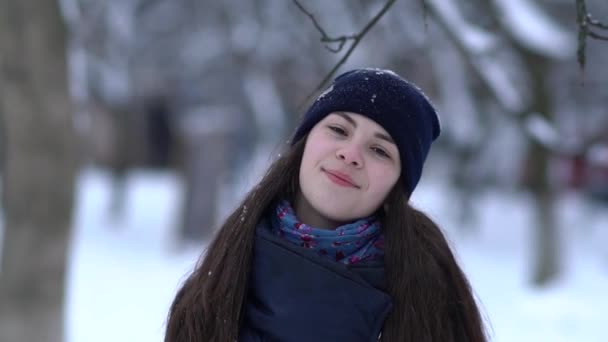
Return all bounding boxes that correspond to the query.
[336,145,363,167]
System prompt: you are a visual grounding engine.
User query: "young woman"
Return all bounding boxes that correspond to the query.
[164,68,488,342]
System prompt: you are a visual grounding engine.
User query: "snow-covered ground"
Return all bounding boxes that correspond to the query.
[66,164,608,342]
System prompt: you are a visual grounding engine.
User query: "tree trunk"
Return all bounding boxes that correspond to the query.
[0,1,78,342]
[526,141,559,285]
[175,108,233,242]
[520,51,560,286]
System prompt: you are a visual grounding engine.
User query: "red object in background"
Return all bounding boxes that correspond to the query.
[563,145,608,200]
[567,154,588,188]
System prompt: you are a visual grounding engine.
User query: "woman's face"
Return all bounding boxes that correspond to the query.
[295,112,401,229]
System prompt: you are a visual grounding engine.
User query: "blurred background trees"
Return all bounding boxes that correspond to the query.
[0,1,77,342]
[0,0,606,341]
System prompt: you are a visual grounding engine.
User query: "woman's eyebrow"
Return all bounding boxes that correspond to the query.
[375,132,395,144]
[336,112,357,127]
[337,112,395,144]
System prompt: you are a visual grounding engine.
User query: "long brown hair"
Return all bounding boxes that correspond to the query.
[164,138,487,341]
[382,185,488,341]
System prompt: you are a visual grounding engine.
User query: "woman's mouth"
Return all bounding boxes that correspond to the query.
[322,168,359,188]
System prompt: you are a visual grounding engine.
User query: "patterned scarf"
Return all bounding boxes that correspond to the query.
[271,200,384,265]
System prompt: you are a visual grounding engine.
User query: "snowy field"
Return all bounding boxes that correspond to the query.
[66,163,608,342]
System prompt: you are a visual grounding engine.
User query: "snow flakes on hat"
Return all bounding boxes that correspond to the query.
[317,84,334,101]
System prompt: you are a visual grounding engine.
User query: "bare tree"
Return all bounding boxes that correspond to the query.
[296,0,607,286]
[0,1,78,342]
[293,0,397,108]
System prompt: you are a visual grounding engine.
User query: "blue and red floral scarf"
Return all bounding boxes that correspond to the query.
[272,200,384,265]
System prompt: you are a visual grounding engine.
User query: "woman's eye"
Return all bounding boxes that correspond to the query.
[329,126,347,136]
[372,147,390,158]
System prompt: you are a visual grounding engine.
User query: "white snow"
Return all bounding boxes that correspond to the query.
[475,56,524,113]
[492,0,575,59]
[317,84,334,100]
[428,0,524,113]
[64,164,608,341]
[362,67,400,78]
[427,0,497,53]
[525,113,561,150]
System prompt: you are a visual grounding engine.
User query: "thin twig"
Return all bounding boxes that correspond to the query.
[576,0,588,70]
[586,14,608,30]
[589,30,608,41]
[293,0,358,53]
[420,0,429,31]
[576,0,608,72]
[293,0,331,38]
[296,0,398,110]
[321,34,358,53]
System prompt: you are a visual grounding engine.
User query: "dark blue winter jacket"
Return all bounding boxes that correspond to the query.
[239,216,393,342]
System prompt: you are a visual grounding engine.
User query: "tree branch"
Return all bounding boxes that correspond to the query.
[426,0,569,155]
[420,0,429,30]
[576,0,589,70]
[293,0,358,53]
[589,30,608,41]
[587,14,608,30]
[293,1,331,43]
[576,0,608,70]
[295,0,398,109]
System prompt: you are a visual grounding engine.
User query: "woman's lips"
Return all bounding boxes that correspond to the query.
[322,168,359,188]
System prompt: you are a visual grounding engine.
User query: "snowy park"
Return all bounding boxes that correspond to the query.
[66,163,608,342]
[1,0,607,342]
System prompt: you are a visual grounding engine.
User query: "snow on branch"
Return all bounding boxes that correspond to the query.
[427,0,580,155]
[587,13,608,30]
[526,113,608,156]
[428,0,496,53]
[524,114,560,151]
[427,0,523,113]
[492,0,574,59]
[294,0,397,108]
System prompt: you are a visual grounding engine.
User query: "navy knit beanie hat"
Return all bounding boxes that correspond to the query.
[291,68,441,195]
